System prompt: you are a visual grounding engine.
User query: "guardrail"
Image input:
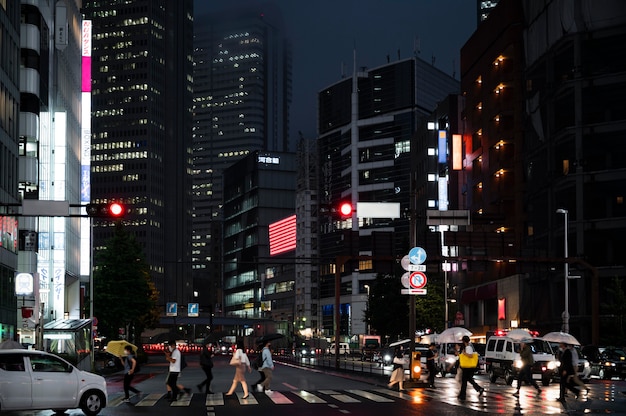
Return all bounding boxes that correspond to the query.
[277,353,394,378]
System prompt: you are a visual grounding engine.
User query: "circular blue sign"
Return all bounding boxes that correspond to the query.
[408,247,427,265]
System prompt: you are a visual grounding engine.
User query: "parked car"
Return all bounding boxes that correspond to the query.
[586,346,626,380]
[294,344,318,357]
[0,349,108,415]
[327,342,350,355]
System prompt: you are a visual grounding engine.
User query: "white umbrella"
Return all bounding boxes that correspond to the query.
[436,327,472,344]
[507,329,533,341]
[541,331,581,346]
[389,339,410,347]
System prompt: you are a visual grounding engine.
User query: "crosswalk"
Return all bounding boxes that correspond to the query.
[107,380,617,414]
[108,388,411,408]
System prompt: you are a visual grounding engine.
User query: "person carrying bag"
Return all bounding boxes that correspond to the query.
[387,348,407,392]
[457,335,484,400]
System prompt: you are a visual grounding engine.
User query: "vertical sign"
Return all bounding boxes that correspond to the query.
[452,134,463,170]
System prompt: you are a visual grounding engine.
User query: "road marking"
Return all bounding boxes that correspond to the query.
[238,392,258,404]
[346,390,394,402]
[292,390,327,403]
[171,393,192,406]
[266,391,294,404]
[135,393,164,406]
[205,393,225,406]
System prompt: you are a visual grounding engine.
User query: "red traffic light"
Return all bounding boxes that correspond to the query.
[109,202,124,217]
[86,202,126,218]
[339,202,353,217]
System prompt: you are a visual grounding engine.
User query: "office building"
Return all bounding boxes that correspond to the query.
[83,1,194,307]
[317,57,459,339]
[192,5,292,314]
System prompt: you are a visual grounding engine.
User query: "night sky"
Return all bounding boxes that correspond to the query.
[194,0,477,142]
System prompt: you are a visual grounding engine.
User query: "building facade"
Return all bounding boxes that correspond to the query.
[317,57,459,339]
[83,0,194,307]
[0,0,21,343]
[192,4,292,316]
[221,151,296,324]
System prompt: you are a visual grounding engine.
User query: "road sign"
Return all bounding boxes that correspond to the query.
[407,264,426,272]
[408,247,427,265]
[400,255,411,271]
[409,271,427,289]
[188,303,199,317]
[166,302,178,317]
[401,272,410,288]
[401,288,428,295]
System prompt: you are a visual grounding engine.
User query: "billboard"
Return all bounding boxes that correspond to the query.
[269,215,296,256]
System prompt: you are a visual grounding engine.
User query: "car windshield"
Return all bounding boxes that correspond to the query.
[529,339,553,354]
[604,349,626,360]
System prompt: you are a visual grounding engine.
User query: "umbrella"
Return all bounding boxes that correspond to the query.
[0,340,25,350]
[256,333,284,344]
[389,339,411,347]
[106,340,138,357]
[507,329,533,341]
[541,331,581,346]
[436,327,472,344]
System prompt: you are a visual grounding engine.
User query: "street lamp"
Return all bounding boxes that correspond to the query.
[556,208,569,333]
[364,284,370,335]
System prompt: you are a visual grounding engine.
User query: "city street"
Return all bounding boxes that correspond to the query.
[3,353,626,416]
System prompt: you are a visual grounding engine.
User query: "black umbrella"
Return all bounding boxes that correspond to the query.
[256,333,284,344]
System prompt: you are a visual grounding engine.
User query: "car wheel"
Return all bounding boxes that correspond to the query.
[80,390,105,416]
[505,369,514,385]
[598,368,607,380]
[489,369,498,383]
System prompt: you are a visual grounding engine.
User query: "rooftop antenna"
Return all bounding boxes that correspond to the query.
[414,36,421,56]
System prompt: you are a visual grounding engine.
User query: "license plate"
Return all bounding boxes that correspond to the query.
[532,374,541,380]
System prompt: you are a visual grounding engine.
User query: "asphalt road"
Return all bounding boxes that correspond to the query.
[3,353,626,416]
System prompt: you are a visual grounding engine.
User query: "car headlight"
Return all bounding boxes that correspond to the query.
[584,361,590,368]
[605,362,616,367]
[384,354,391,362]
[514,359,523,369]
[547,361,558,370]
[446,357,456,364]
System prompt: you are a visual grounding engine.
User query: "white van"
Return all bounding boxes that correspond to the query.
[327,342,350,355]
[0,349,108,415]
[485,336,558,386]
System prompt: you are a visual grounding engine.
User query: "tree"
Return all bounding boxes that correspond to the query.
[365,274,409,342]
[93,223,160,344]
[600,276,626,345]
[414,275,445,333]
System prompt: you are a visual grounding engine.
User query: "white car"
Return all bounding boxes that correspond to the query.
[0,349,107,415]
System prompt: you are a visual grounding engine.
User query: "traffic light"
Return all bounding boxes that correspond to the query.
[411,351,422,380]
[338,201,353,218]
[85,202,127,218]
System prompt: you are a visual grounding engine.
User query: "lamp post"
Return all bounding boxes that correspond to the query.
[364,284,370,335]
[556,208,569,333]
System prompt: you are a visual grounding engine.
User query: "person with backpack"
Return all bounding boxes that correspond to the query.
[197,342,215,394]
[122,345,141,403]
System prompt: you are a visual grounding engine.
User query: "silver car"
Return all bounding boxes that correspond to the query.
[0,349,107,415]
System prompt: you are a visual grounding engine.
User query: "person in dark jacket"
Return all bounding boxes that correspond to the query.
[557,343,580,403]
[197,342,215,394]
[513,340,541,396]
[425,342,438,388]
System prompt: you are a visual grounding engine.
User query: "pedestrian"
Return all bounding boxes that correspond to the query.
[556,343,580,403]
[258,340,275,393]
[225,338,251,398]
[164,339,190,402]
[122,345,141,403]
[568,345,588,394]
[197,342,215,394]
[387,348,406,391]
[251,344,266,392]
[513,340,541,397]
[458,335,485,400]
[425,342,439,388]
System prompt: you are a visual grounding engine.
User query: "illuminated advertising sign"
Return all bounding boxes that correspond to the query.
[269,215,296,256]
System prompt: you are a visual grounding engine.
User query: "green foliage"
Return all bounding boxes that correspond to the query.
[93,223,160,343]
[414,275,445,333]
[365,274,409,340]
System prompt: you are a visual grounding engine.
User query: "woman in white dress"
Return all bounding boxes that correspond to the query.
[225,339,251,398]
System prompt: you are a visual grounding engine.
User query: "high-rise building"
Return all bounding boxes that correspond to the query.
[477,0,500,24]
[192,5,292,314]
[83,1,194,307]
[317,57,459,339]
[0,0,20,342]
[221,151,296,322]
